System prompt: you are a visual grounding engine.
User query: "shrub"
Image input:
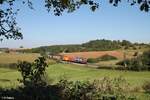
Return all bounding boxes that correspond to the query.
[87,58,99,63]
[117,50,150,71]
[17,57,48,87]
[0,76,137,100]
[57,76,136,100]
[116,59,131,66]
[0,85,60,100]
[142,81,150,93]
[87,55,117,63]
[124,46,129,50]
[133,52,138,57]
[117,59,148,71]
[99,54,117,61]
[141,50,150,66]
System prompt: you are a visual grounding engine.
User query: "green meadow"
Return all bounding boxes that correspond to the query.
[0,63,150,88]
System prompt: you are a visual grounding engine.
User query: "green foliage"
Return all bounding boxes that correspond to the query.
[142,81,150,93]
[22,39,142,53]
[45,0,98,16]
[99,55,117,61]
[20,40,150,54]
[39,48,47,57]
[82,39,121,51]
[87,55,117,63]
[0,85,60,100]
[121,40,132,46]
[109,0,150,12]
[57,76,136,100]
[141,50,150,66]
[0,76,138,100]
[117,59,147,71]
[133,52,138,57]
[17,57,48,87]
[0,0,23,41]
[87,58,99,63]
[117,50,150,71]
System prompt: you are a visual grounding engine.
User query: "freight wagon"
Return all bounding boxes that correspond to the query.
[62,56,87,64]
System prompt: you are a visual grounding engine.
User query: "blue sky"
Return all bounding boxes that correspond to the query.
[0,0,150,48]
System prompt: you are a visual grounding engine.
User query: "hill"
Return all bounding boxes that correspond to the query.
[19,39,150,54]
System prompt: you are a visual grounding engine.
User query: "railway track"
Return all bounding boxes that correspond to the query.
[60,61,99,68]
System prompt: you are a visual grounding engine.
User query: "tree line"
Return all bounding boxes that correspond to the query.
[19,39,150,54]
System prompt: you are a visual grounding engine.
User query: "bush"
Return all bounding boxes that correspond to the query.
[116,50,150,71]
[0,77,137,100]
[0,85,60,100]
[142,81,150,93]
[116,59,131,66]
[141,50,150,66]
[133,52,138,57]
[87,58,99,63]
[57,76,136,100]
[17,57,48,87]
[87,55,117,63]
[99,54,117,61]
[117,58,149,71]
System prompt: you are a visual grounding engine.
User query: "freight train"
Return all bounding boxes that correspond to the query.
[62,56,87,64]
[48,54,87,64]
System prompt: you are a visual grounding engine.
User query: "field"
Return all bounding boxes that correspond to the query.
[60,50,141,60]
[0,63,150,87]
[0,53,40,64]
[0,51,150,99]
[61,51,124,59]
[47,64,150,85]
[0,63,150,99]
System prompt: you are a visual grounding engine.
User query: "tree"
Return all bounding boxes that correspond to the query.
[17,57,48,87]
[0,0,150,40]
[20,45,24,48]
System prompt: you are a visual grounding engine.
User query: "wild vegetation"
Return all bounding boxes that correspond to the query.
[117,50,150,71]
[57,77,135,100]
[87,55,118,63]
[142,81,150,94]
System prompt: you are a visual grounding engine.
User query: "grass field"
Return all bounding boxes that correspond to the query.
[0,52,150,99]
[47,64,150,85]
[0,63,150,87]
[0,68,21,88]
[0,53,40,64]
[0,63,150,99]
